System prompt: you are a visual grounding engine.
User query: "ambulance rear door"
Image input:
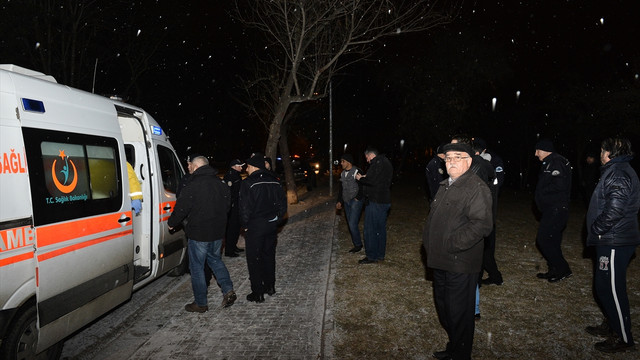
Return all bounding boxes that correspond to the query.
[116,106,185,289]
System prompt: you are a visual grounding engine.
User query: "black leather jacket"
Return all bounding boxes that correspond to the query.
[586,155,640,247]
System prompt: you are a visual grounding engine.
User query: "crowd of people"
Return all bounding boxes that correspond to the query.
[166,152,287,312]
[160,135,638,358]
[332,136,638,358]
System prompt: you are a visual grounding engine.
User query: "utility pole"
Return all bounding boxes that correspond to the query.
[329,80,333,196]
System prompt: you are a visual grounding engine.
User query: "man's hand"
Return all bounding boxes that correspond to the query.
[336,202,343,210]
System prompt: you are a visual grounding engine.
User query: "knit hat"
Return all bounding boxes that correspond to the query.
[535,138,555,152]
[230,159,244,167]
[340,154,354,164]
[473,137,487,151]
[246,152,266,169]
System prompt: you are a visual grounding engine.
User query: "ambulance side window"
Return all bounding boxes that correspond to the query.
[157,145,183,194]
[23,128,123,226]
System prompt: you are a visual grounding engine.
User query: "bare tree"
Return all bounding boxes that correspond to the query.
[234,0,461,203]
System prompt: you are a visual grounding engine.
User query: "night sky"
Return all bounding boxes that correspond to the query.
[1,1,638,186]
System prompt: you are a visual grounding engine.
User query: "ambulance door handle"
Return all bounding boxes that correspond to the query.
[163,205,172,211]
[119,217,131,223]
[139,164,145,180]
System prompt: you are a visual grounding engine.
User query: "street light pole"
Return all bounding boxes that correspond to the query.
[329,80,333,196]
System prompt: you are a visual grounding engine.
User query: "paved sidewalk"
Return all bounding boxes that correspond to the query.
[62,186,338,360]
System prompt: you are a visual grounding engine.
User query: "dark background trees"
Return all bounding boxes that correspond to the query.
[1,1,639,191]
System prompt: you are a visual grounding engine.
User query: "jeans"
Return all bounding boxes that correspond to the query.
[344,198,364,248]
[188,239,233,306]
[364,201,391,261]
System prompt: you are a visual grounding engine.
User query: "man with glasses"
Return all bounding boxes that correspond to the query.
[423,142,493,360]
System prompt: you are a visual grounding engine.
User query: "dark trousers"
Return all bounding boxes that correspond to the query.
[536,206,571,274]
[245,219,278,294]
[433,269,478,360]
[482,226,502,281]
[594,245,636,344]
[225,203,241,254]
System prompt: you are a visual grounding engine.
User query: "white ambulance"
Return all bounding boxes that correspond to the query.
[0,65,187,359]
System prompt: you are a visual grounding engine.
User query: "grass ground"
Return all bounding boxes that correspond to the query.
[332,174,639,359]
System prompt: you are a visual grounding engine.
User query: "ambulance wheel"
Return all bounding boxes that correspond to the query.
[0,305,63,360]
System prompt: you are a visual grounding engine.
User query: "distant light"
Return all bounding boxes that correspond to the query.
[344,143,348,151]
[600,18,604,25]
[516,90,521,100]
[491,97,497,111]
[136,29,141,36]
[35,42,40,49]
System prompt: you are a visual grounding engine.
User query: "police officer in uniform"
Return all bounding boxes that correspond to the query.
[534,138,573,282]
[240,152,287,302]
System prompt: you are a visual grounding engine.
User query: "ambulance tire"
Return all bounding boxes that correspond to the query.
[0,305,63,360]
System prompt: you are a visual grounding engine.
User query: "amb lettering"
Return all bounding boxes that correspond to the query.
[0,226,36,252]
[1,149,27,174]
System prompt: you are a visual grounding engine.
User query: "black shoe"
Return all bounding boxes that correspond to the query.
[358,257,378,264]
[235,248,245,253]
[246,292,265,303]
[536,272,552,279]
[266,286,276,296]
[432,350,450,359]
[595,333,636,353]
[348,246,363,253]
[225,252,240,257]
[586,320,612,337]
[167,267,185,277]
[481,277,503,286]
[548,271,572,283]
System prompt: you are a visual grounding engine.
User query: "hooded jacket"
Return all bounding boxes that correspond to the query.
[168,165,230,241]
[586,155,640,247]
[422,170,493,273]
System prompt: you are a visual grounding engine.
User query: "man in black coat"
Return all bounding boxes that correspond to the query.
[534,138,573,283]
[168,156,237,312]
[355,146,393,264]
[223,159,245,257]
[423,142,493,360]
[240,152,288,303]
